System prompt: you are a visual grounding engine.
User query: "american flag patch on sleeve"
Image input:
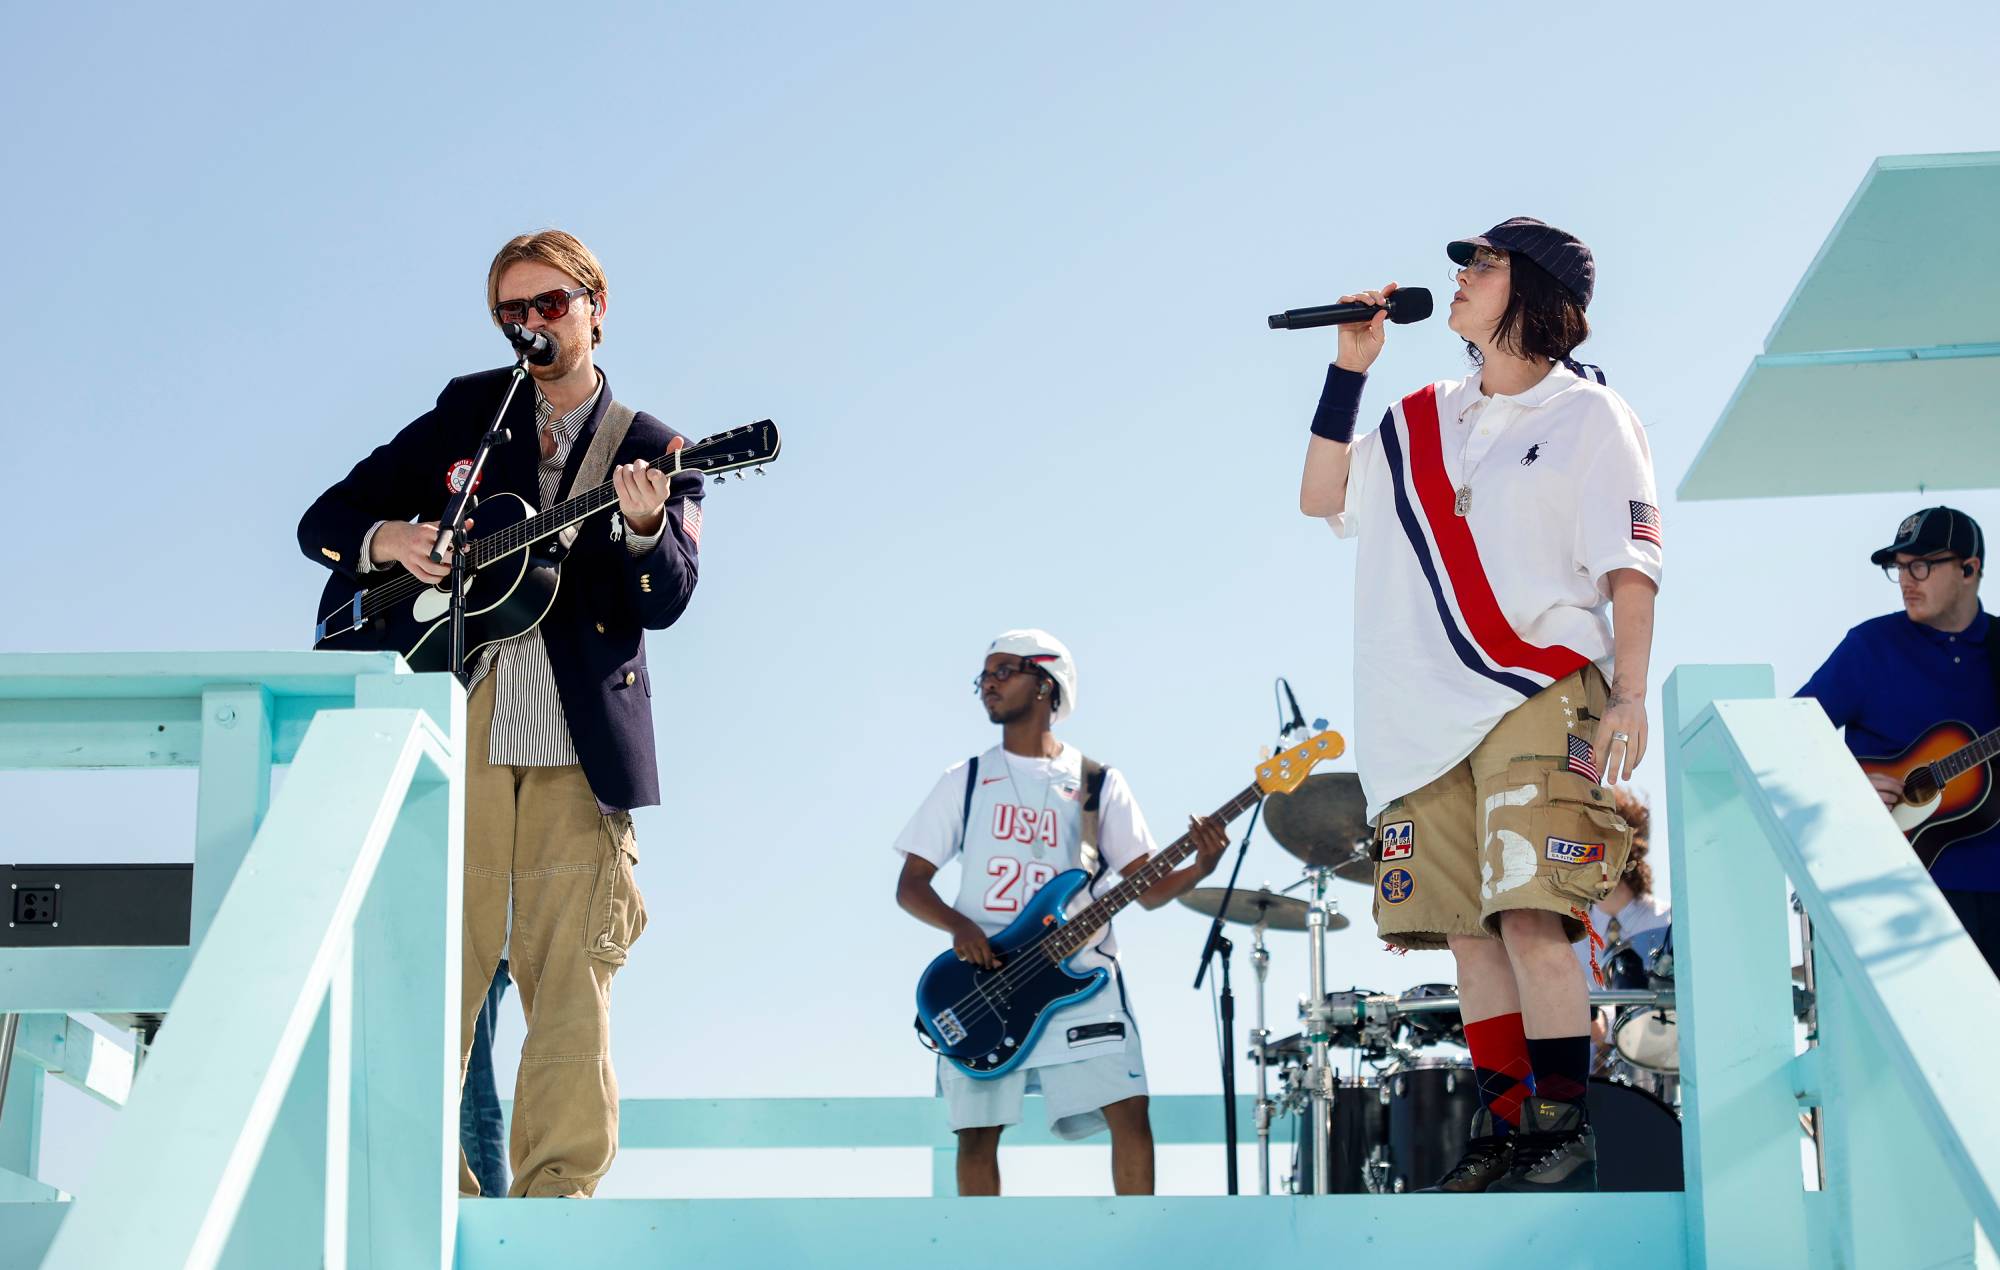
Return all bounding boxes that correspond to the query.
[682,501,703,547]
[1567,733,1600,783]
[1629,501,1662,546]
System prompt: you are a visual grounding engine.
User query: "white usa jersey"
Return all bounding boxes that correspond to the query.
[894,742,1160,1068]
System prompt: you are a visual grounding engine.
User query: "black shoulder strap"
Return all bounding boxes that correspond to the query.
[959,755,980,850]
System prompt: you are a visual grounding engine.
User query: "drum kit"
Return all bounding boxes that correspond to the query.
[1177,771,1685,1195]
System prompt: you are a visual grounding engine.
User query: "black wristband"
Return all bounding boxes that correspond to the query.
[1310,364,1366,442]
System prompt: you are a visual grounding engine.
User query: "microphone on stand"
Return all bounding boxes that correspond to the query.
[1279,677,1308,739]
[501,322,560,366]
[1267,287,1433,330]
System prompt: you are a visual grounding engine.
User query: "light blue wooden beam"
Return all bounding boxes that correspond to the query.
[455,1194,1688,1268]
[0,947,190,1014]
[1663,665,1811,1270]
[598,1094,1259,1150]
[40,706,452,1270]
[0,1035,44,1183]
[192,685,273,946]
[349,669,463,1270]
[0,1201,67,1269]
[11,1013,133,1108]
[1702,693,2000,1248]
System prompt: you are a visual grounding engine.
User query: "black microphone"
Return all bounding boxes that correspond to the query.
[502,322,560,366]
[1279,677,1307,737]
[1267,287,1433,331]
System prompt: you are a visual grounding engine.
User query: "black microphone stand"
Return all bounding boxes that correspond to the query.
[1191,679,1299,1196]
[434,351,532,683]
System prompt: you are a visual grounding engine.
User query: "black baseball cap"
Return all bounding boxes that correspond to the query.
[1448,217,1596,308]
[1870,506,1985,566]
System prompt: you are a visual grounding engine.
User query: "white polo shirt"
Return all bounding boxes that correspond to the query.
[1328,363,1662,820]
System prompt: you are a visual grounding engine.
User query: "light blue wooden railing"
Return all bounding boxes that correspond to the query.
[1665,665,1999,1269]
[6,656,1995,1269]
[0,652,464,1269]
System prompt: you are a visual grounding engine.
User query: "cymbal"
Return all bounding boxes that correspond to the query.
[1263,772,1374,883]
[1178,886,1349,932]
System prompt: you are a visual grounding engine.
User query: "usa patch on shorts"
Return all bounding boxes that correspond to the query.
[1380,821,1415,861]
[1546,836,1605,865]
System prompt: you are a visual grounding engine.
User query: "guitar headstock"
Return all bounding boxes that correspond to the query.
[1254,730,1346,796]
[678,420,782,480]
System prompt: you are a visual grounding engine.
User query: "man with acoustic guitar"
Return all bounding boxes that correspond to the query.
[893,629,1229,1196]
[1798,506,2000,973]
[298,230,705,1196]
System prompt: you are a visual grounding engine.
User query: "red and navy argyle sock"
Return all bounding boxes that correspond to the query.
[1525,1034,1591,1109]
[1463,1012,1533,1135]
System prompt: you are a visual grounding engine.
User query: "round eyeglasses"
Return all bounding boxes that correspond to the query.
[1883,555,1959,583]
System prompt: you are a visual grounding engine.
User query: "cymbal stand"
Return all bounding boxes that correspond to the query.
[1249,916,1273,1195]
[1302,866,1336,1195]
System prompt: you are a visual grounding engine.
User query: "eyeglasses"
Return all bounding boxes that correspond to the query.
[492,286,593,325]
[972,661,1043,693]
[1883,555,1960,583]
[1450,249,1508,285]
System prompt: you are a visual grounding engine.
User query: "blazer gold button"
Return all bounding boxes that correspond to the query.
[625,671,637,686]
[595,622,606,634]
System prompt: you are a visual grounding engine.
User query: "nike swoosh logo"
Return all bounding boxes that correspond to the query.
[981,776,1008,785]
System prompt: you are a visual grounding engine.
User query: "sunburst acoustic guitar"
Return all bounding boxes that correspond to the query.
[1859,720,2000,869]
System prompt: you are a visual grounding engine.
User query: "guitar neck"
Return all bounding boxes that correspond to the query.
[1045,782,1264,960]
[1933,725,2000,784]
[469,449,681,569]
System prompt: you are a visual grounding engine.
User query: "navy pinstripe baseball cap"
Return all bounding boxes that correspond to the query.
[1870,506,1985,566]
[1449,217,1596,308]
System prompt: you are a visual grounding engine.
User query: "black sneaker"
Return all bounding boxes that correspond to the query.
[1488,1097,1597,1193]
[1416,1109,1515,1193]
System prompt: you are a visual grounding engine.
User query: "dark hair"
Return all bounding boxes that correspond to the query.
[1612,787,1652,900]
[1464,249,1590,366]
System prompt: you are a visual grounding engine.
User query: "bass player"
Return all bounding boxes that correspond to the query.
[298,229,704,1197]
[892,629,1228,1196]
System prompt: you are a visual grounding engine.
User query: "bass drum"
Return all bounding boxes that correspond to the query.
[1588,1077,1684,1192]
[1383,1058,1479,1192]
[1290,1077,1387,1194]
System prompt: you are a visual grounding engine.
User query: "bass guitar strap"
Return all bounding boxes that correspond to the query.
[956,753,1109,872]
[556,399,638,550]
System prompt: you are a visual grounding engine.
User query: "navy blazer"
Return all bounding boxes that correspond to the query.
[298,367,702,812]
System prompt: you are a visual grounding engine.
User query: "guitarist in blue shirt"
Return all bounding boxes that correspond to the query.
[1798,506,2000,973]
[893,629,1228,1196]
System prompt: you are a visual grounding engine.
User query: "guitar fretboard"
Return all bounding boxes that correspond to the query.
[468,449,687,569]
[1933,726,2000,784]
[1039,783,1264,962]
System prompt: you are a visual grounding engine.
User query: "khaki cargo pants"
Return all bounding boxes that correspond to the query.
[1371,666,1632,951]
[459,675,647,1198]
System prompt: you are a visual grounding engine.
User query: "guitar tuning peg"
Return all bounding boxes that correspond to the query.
[755,466,765,476]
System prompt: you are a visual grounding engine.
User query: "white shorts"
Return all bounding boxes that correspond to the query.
[937,1044,1149,1141]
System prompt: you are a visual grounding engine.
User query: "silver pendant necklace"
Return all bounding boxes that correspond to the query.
[1001,744,1061,859]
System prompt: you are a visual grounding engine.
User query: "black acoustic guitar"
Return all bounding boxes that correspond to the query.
[312,420,780,672]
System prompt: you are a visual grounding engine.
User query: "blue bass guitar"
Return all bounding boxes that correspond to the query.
[915,730,1343,1079]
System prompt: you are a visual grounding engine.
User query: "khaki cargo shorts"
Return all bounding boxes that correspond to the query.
[1371,667,1633,951]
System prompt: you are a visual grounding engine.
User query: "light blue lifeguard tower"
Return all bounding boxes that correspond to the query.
[2,152,1996,1269]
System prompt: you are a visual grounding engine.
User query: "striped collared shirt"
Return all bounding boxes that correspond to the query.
[467,378,604,765]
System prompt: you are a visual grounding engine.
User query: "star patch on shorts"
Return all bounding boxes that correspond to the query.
[1380,867,1415,905]
[1379,820,1415,861]
[1545,836,1605,865]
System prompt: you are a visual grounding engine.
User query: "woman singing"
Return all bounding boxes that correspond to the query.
[1297,218,1661,1192]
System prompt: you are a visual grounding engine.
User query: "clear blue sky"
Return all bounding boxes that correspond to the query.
[4,1,1995,1197]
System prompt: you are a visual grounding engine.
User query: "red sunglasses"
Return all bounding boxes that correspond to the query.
[491,285,593,325]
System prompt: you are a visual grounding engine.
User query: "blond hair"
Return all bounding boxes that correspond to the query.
[486,230,608,346]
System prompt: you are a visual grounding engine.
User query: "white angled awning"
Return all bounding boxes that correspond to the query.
[1678,152,2000,501]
